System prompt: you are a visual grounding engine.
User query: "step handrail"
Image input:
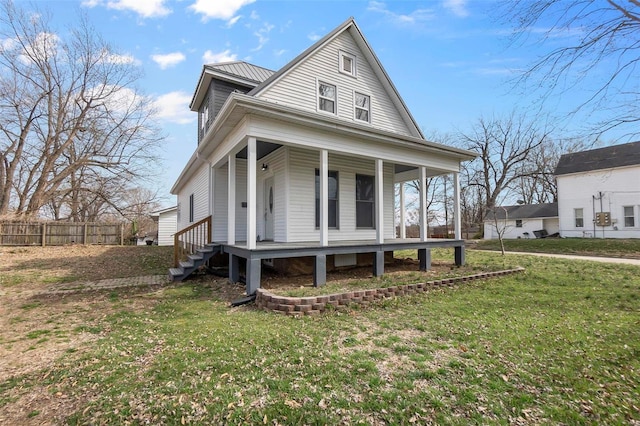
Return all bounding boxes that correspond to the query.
[174,216,212,267]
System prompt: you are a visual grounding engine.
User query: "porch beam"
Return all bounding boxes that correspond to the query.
[314,254,326,287]
[453,172,461,240]
[375,159,384,244]
[399,182,406,239]
[227,154,236,245]
[373,251,384,276]
[419,166,428,241]
[418,248,431,271]
[319,149,329,246]
[247,137,257,249]
[246,257,261,295]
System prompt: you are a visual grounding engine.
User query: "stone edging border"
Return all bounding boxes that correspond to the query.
[255,267,525,316]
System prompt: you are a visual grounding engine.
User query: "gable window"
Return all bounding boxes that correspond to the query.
[318,82,336,114]
[574,208,584,228]
[354,92,370,123]
[200,104,208,130]
[356,174,375,229]
[515,219,523,228]
[189,194,194,223]
[315,169,339,229]
[339,51,356,77]
[623,206,635,227]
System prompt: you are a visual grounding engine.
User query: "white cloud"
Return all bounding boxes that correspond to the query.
[151,52,186,69]
[82,0,171,18]
[252,22,274,52]
[19,32,60,65]
[226,15,242,27]
[202,49,237,64]
[189,0,255,23]
[273,49,286,57]
[443,0,469,18]
[367,1,435,25]
[307,32,321,42]
[154,91,194,124]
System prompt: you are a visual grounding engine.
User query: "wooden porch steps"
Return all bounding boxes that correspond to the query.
[168,243,222,282]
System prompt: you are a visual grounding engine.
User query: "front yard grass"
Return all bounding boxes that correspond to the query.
[474,237,640,258]
[2,249,639,424]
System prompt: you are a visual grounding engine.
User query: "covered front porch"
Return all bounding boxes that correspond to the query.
[219,238,465,295]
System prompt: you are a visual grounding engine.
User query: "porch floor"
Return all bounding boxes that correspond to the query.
[215,238,466,295]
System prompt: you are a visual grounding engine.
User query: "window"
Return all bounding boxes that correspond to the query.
[339,51,356,77]
[189,194,194,223]
[315,170,339,228]
[354,92,370,123]
[356,174,375,228]
[318,82,336,114]
[574,208,584,228]
[200,104,208,130]
[515,219,523,228]
[624,206,635,227]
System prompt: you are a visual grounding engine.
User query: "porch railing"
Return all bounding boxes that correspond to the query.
[173,216,212,267]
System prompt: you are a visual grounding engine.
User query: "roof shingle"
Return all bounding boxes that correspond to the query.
[555,141,640,176]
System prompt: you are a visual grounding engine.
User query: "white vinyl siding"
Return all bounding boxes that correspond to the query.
[177,163,209,231]
[257,30,414,136]
[287,147,395,242]
[157,209,177,246]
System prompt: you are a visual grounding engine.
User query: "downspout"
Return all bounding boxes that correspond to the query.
[592,195,596,238]
[599,191,605,239]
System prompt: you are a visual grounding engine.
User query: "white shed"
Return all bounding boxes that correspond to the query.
[152,206,178,246]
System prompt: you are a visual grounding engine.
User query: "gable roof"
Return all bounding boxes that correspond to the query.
[486,203,558,220]
[189,61,275,111]
[555,141,640,176]
[247,17,424,139]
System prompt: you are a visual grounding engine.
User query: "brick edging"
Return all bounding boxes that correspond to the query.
[255,267,525,316]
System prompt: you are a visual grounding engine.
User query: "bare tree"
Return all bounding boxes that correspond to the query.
[0,0,162,218]
[457,112,552,221]
[500,0,640,139]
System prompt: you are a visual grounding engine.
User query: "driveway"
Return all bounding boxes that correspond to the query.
[472,250,640,266]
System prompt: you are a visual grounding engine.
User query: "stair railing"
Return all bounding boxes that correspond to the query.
[174,216,212,267]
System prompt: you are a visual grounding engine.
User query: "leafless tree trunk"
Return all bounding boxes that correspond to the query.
[458,112,551,221]
[500,0,640,140]
[0,0,162,218]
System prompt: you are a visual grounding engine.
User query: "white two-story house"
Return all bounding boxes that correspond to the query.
[170,17,476,294]
[555,141,640,238]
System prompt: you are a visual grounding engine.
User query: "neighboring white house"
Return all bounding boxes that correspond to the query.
[483,203,559,240]
[151,206,177,246]
[170,18,476,292]
[555,141,640,238]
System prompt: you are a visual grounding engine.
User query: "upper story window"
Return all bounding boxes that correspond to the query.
[200,104,208,130]
[354,92,370,123]
[515,219,523,228]
[339,51,356,77]
[318,81,336,114]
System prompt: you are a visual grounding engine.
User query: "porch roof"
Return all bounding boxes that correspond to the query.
[171,93,477,194]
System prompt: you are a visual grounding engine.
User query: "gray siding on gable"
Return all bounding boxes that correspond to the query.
[256,31,414,137]
[198,79,252,144]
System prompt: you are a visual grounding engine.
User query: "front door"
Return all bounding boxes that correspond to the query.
[264,177,274,240]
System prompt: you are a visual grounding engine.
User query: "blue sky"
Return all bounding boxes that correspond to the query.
[33,0,627,208]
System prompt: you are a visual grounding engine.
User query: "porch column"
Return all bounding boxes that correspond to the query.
[399,182,406,239]
[319,149,329,247]
[375,159,384,244]
[453,172,461,240]
[247,137,257,249]
[419,166,428,241]
[227,154,236,245]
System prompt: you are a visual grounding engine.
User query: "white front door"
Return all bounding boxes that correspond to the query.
[264,177,274,240]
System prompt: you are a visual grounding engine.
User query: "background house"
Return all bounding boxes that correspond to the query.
[555,141,640,238]
[484,203,559,240]
[151,206,177,246]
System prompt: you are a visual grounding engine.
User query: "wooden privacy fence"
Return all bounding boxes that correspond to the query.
[0,221,126,246]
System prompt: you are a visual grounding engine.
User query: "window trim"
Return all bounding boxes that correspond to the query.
[355,173,376,229]
[315,169,339,229]
[574,208,584,228]
[354,91,371,123]
[200,104,208,130]
[317,80,337,115]
[623,206,635,227]
[339,50,357,77]
[515,219,523,228]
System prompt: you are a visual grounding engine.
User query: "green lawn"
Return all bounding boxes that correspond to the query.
[474,238,640,258]
[3,250,640,424]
